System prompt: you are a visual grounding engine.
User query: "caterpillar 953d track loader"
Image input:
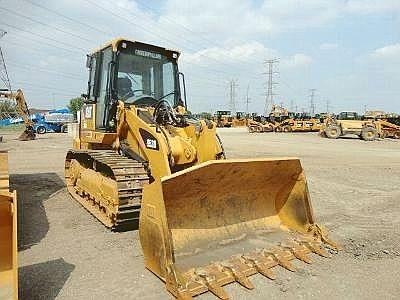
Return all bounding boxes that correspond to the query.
[65,38,338,299]
[0,151,18,300]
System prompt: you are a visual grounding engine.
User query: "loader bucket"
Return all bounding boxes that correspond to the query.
[140,158,338,299]
[18,128,36,141]
[0,151,18,300]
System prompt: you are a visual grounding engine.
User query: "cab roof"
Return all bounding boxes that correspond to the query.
[90,37,180,58]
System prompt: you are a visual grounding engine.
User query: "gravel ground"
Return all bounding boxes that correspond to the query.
[1,128,399,300]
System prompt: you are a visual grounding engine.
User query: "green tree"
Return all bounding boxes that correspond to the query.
[199,112,212,120]
[67,97,83,119]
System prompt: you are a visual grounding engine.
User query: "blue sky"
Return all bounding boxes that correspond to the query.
[0,0,399,114]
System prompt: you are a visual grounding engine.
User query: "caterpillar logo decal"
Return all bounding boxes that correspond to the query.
[139,128,159,150]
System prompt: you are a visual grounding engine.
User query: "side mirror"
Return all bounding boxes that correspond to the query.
[178,72,187,109]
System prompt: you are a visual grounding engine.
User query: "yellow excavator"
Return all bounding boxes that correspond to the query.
[0,151,18,300]
[65,38,338,299]
[0,89,36,141]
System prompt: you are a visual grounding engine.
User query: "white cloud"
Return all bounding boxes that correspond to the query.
[371,43,400,59]
[344,0,400,14]
[319,42,339,50]
[281,54,313,69]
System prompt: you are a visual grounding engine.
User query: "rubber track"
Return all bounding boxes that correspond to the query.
[65,149,149,230]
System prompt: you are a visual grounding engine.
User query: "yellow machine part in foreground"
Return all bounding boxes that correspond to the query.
[140,158,338,299]
[0,151,18,300]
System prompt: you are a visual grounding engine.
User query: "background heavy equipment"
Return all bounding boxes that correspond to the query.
[0,89,36,141]
[0,151,18,300]
[247,115,275,133]
[276,118,322,133]
[375,120,400,139]
[321,111,378,141]
[65,38,338,299]
[231,111,247,127]
[214,110,233,127]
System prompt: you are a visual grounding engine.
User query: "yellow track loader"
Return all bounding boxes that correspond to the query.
[65,38,338,299]
[0,151,18,300]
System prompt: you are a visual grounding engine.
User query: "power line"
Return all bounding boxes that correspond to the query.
[0,21,88,52]
[13,80,81,94]
[0,6,96,44]
[3,36,86,57]
[21,0,114,38]
[82,0,253,74]
[7,62,84,81]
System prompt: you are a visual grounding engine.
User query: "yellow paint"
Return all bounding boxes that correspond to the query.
[0,151,18,300]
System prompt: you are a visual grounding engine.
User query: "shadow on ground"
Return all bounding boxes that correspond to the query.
[10,173,65,251]
[19,258,75,300]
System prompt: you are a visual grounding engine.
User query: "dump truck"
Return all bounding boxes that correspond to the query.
[65,38,338,299]
[0,151,18,300]
[322,111,378,141]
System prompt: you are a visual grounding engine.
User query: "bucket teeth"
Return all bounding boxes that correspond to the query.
[195,269,229,300]
[297,239,330,258]
[292,250,311,264]
[262,249,296,272]
[242,254,276,280]
[219,262,254,290]
[281,242,312,264]
[176,290,193,300]
[308,224,341,251]
[321,235,341,251]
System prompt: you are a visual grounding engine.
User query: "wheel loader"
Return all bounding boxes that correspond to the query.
[0,151,18,300]
[65,38,339,299]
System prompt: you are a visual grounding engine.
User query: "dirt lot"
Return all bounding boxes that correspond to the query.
[1,128,399,300]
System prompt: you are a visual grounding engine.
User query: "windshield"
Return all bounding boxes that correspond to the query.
[116,49,179,106]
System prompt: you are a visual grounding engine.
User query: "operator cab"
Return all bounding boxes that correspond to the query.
[85,38,184,131]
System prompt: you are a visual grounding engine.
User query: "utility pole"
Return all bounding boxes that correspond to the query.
[290,99,294,112]
[245,84,251,117]
[0,29,11,91]
[263,58,279,115]
[309,88,316,116]
[52,93,56,109]
[326,99,330,113]
[228,79,238,114]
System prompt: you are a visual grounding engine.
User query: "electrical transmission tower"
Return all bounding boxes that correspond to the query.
[326,99,330,113]
[228,79,238,114]
[245,84,251,116]
[0,29,11,91]
[309,88,316,116]
[264,59,279,115]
